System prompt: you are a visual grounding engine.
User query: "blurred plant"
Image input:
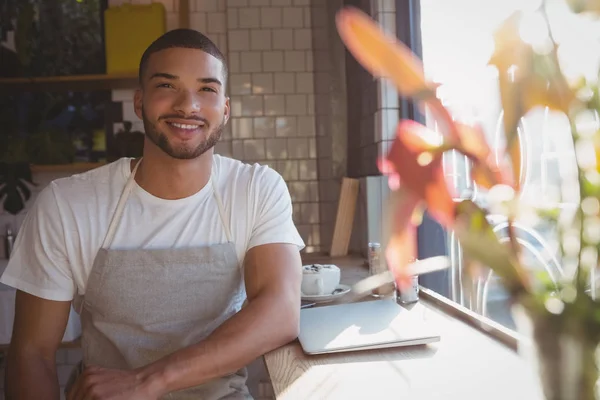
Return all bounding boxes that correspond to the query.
[336,2,600,399]
[1,0,104,77]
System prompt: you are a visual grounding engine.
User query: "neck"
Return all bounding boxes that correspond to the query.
[131,143,213,200]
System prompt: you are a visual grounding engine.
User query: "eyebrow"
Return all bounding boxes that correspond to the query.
[149,73,222,86]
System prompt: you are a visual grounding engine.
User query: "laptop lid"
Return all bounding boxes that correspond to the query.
[298,299,440,355]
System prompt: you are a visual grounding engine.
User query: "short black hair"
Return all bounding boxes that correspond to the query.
[138,28,228,84]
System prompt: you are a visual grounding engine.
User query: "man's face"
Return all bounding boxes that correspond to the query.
[134,47,230,160]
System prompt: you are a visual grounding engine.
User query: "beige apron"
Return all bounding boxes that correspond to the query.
[67,159,251,399]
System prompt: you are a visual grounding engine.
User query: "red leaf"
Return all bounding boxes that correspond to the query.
[382,121,456,227]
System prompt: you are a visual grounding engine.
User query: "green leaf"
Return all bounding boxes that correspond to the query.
[454,200,530,296]
[0,162,35,215]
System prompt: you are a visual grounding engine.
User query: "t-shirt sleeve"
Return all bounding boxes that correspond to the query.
[0,183,75,301]
[247,168,305,251]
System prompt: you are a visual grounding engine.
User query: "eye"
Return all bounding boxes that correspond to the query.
[201,87,217,93]
[157,83,174,89]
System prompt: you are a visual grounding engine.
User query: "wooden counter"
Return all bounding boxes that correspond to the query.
[265,255,543,399]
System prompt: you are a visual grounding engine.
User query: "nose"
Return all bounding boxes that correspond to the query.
[173,90,201,115]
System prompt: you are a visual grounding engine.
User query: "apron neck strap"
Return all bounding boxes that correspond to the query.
[101,159,142,248]
[101,157,233,248]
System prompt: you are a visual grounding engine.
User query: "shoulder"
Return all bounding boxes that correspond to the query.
[214,155,285,194]
[42,158,130,209]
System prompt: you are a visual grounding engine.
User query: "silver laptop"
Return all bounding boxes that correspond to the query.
[298,299,440,355]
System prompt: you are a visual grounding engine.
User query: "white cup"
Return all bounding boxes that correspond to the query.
[301,264,340,296]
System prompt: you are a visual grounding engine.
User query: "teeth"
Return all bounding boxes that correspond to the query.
[170,122,199,130]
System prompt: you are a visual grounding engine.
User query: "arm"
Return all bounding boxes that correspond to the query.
[5,291,71,400]
[147,242,302,393]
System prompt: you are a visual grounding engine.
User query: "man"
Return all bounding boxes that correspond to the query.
[1,29,304,400]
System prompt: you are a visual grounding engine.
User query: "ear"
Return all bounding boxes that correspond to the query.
[134,89,143,120]
[223,96,230,125]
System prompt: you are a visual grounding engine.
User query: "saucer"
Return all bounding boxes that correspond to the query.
[301,284,351,303]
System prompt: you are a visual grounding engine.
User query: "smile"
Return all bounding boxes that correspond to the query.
[167,122,203,130]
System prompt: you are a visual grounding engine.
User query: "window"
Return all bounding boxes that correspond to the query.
[401,0,600,329]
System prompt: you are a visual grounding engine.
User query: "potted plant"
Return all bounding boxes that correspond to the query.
[336,2,600,399]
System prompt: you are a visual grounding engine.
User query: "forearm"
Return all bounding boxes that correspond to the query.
[143,290,299,395]
[5,350,60,400]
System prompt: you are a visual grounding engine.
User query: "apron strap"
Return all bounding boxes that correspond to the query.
[210,167,233,243]
[101,157,233,247]
[102,159,141,249]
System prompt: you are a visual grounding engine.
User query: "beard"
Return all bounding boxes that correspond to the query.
[141,108,225,160]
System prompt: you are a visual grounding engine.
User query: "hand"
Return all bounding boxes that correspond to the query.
[66,365,164,400]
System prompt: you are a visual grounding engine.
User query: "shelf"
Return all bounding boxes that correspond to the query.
[0,73,139,92]
[30,162,106,173]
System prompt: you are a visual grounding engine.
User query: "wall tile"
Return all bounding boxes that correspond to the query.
[243,139,266,160]
[276,116,297,137]
[288,181,311,202]
[295,72,313,94]
[301,203,319,223]
[309,138,317,158]
[227,0,248,6]
[307,94,315,115]
[166,13,179,31]
[122,101,138,123]
[230,74,252,95]
[284,51,306,72]
[278,160,299,181]
[305,50,313,71]
[250,30,272,50]
[252,73,274,94]
[249,0,270,5]
[292,203,302,222]
[285,94,307,115]
[190,12,207,32]
[228,30,250,51]
[271,0,293,5]
[272,29,293,50]
[297,116,315,136]
[207,12,227,34]
[287,138,309,159]
[227,8,238,29]
[240,51,262,72]
[294,29,312,50]
[264,95,286,115]
[299,159,317,181]
[260,8,283,28]
[228,52,241,74]
[274,72,295,94]
[160,0,175,12]
[304,6,311,27]
[232,139,244,158]
[196,0,219,12]
[261,51,284,72]
[215,141,232,157]
[222,121,232,140]
[266,138,288,160]
[238,8,261,29]
[293,0,310,5]
[112,89,135,102]
[231,117,254,138]
[241,95,264,116]
[282,7,303,28]
[230,98,242,117]
[253,117,276,138]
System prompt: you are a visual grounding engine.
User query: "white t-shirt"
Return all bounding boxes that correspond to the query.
[0,155,305,302]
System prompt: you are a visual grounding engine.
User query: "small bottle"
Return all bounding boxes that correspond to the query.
[399,258,420,304]
[5,224,15,259]
[368,242,382,276]
[368,242,396,299]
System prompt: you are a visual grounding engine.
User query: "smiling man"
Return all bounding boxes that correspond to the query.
[1,29,304,400]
